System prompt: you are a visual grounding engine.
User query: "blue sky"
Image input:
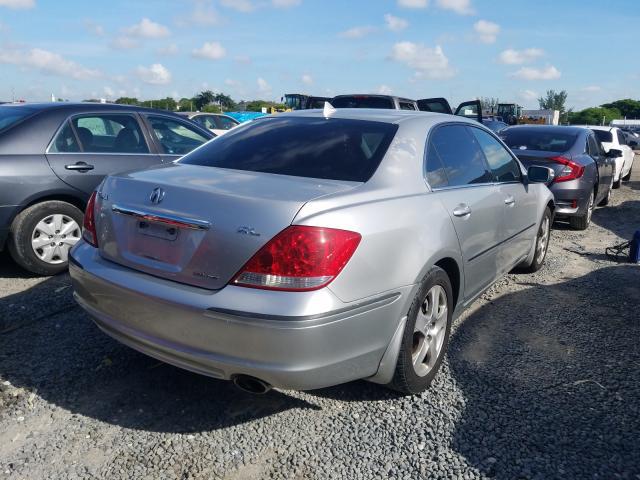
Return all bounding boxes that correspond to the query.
[0,0,637,109]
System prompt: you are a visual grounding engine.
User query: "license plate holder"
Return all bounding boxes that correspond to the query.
[137,220,178,241]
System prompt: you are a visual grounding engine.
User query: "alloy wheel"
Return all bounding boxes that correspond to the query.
[536,215,550,264]
[412,285,448,377]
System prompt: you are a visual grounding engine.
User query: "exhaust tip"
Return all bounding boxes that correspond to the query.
[232,375,272,395]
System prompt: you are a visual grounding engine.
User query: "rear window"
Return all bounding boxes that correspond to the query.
[180,116,398,182]
[331,96,395,109]
[500,129,578,153]
[592,129,613,143]
[0,106,36,132]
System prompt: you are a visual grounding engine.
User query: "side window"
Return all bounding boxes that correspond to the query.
[194,115,216,130]
[49,122,80,153]
[216,116,238,130]
[399,102,416,111]
[71,114,149,154]
[425,143,449,188]
[430,125,493,186]
[147,115,210,155]
[469,127,521,182]
[587,135,600,157]
[617,130,626,145]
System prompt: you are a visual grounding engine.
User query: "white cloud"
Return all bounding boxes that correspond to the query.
[124,18,170,38]
[511,65,561,81]
[220,0,255,12]
[339,26,376,39]
[0,47,101,80]
[110,36,139,50]
[384,14,408,31]
[301,74,313,85]
[474,20,499,44]
[157,43,178,55]
[498,48,544,65]
[377,84,393,95]
[390,41,455,79]
[135,63,172,85]
[436,0,473,15]
[257,77,271,95]
[582,85,601,92]
[0,0,34,9]
[192,41,226,60]
[179,0,221,26]
[518,89,539,101]
[83,20,104,36]
[272,0,301,7]
[397,0,428,8]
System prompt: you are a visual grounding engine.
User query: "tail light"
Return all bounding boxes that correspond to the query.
[83,191,98,247]
[549,156,584,182]
[233,225,361,291]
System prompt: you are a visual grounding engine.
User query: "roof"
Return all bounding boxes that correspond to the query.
[276,107,448,125]
[0,102,184,116]
[503,124,589,135]
[586,125,614,131]
[331,93,415,102]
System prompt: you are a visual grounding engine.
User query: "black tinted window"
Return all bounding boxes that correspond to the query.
[331,96,395,109]
[399,102,416,111]
[72,114,149,154]
[180,117,398,182]
[430,125,492,186]
[501,128,577,152]
[49,122,80,153]
[469,127,521,182]
[616,130,626,145]
[592,129,612,143]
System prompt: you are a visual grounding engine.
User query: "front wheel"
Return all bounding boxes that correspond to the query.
[388,266,453,394]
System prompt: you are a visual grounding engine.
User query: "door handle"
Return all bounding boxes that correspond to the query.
[65,162,94,171]
[504,195,516,206]
[452,204,472,217]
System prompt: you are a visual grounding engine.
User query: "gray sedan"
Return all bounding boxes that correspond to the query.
[70,109,554,394]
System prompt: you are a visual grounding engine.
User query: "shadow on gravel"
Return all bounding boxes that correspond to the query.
[591,200,640,241]
[0,251,40,279]
[449,265,640,479]
[0,278,319,434]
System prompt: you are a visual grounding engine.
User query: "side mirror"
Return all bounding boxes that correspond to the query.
[527,165,554,184]
[607,148,623,158]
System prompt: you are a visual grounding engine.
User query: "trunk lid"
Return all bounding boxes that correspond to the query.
[96,163,359,289]
[512,150,570,178]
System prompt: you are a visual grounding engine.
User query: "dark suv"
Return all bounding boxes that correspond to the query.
[0,103,213,275]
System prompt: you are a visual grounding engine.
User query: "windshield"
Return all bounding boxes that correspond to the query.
[592,129,613,143]
[0,106,37,132]
[331,96,395,109]
[500,128,578,153]
[180,116,398,182]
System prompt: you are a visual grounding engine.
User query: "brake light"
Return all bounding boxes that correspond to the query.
[83,191,98,247]
[549,156,584,182]
[233,225,361,291]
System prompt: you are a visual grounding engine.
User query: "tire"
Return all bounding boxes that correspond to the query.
[569,190,593,231]
[598,178,613,206]
[8,201,84,276]
[518,207,552,273]
[622,164,633,181]
[613,176,621,189]
[388,266,453,395]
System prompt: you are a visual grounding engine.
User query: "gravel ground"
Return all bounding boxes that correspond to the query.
[1,160,639,480]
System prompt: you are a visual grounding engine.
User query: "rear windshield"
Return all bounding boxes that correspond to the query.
[331,96,395,109]
[180,116,398,182]
[0,106,36,132]
[500,129,578,153]
[592,129,613,143]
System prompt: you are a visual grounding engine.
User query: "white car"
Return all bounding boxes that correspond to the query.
[178,112,240,136]
[590,126,634,187]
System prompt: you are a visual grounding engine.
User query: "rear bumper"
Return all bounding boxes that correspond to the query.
[549,182,590,217]
[69,242,410,390]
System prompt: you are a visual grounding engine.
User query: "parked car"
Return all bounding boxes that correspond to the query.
[500,125,616,230]
[0,103,213,275]
[482,118,509,133]
[69,109,554,394]
[589,126,634,187]
[177,112,239,136]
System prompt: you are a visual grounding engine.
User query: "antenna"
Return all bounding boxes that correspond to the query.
[323,101,336,118]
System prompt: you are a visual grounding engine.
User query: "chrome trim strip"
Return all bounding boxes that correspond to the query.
[111,204,211,230]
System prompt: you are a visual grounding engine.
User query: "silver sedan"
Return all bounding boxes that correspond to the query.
[70,108,554,394]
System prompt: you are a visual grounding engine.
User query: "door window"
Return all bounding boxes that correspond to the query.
[71,114,149,154]
[147,115,210,155]
[616,130,627,145]
[469,127,521,182]
[399,102,416,111]
[194,115,216,130]
[215,116,239,130]
[429,125,492,186]
[587,135,600,158]
[49,122,80,153]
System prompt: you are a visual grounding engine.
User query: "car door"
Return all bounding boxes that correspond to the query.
[425,123,503,302]
[454,100,483,123]
[141,114,213,162]
[588,134,613,194]
[417,97,453,114]
[616,129,634,177]
[45,112,161,195]
[468,126,538,270]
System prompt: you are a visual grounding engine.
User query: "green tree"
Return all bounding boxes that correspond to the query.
[600,99,640,119]
[177,97,196,112]
[214,92,236,110]
[194,90,216,110]
[538,90,568,113]
[568,107,622,126]
[114,97,139,105]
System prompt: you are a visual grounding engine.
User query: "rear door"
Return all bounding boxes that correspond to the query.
[454,100,482,123]
[425,124,502,301]
[588,133,613,192]
[45,112,161,195]
[141,114,213,162]
[469,126,537,269]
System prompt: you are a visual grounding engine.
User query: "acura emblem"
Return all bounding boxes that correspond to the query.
[149,187,165,204]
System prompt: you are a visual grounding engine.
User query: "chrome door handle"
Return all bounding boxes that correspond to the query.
[504,196,515,206]
[452,204,472,217]
[65,162,94,171]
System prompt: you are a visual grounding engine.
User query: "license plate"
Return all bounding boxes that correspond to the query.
[137,220,178,241]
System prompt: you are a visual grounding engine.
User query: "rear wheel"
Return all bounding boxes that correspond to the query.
[598,177,614,206]
[8,201,83,276]
[388,266,453,394]
[569,190,593,230]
